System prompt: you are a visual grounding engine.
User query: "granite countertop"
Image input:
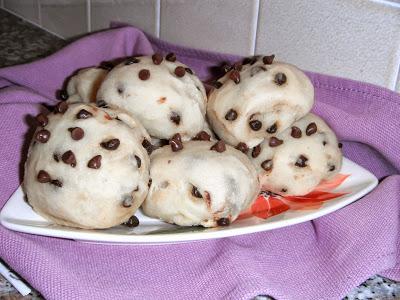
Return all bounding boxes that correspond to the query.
[0,9,65,67]
[0,8,399,300]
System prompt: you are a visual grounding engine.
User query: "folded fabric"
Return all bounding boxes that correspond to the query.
[0,26,399,300]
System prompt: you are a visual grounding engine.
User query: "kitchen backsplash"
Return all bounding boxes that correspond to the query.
[2,0,400,92]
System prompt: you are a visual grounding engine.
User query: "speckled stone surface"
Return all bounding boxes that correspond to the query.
[0,9,66,67]
[0,8,399,300]
[0,273,43,299]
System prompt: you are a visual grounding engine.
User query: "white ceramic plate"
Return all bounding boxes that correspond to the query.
[0,157,377,244]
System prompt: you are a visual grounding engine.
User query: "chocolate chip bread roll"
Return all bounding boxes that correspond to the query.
[207,56,314,148]
[96,54,208,141]
[142,138,260,227]
[65,67,108,103]
[24,103,151,229]
[249,113,342,196]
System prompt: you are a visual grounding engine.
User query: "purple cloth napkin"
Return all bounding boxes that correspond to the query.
[0,26,399,300]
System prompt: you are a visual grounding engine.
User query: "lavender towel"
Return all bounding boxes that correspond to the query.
[0,27,399,300]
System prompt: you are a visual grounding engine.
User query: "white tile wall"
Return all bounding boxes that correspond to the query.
[91,0,159,35]
[160,0,259,56]
[2,0,400,91]
[256,0,400,90]
[4,0,39,23]
[40,0,88,38]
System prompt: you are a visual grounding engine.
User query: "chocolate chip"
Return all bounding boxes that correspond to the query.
[51,179,62,187]
[59,90,69,101]
[250,56,258,65]
[36,113,48,127]
[242,57,252,65]
[142,139,153,155]
[269,137,283,147]
[262,54,275,65]
[295,155,308,167]
[87,155,102,169]
[250,66,267,77]
[329,165,336,171]
[306,122,317,136]
[152,53,163,65]
[225,109,238,121]
[229,70,240,84]
[55,101,68,114]
[158,139,170,147]
[125,57,139,65]
[210,140,226,153]
[266,123,277,134]
[68,127,84,140]
[37,170,51,183]
[232,62,242,71]
[213,81,223,89]
[323,141,327,146]
[217,218,230,226]
[170,112,181,125]
[148,178,152,187]
[252,145,261,158]
[166,52,176,62]
[274,73,287,85]
[281,188,288,193]
[100,138,120,150]
[192,186,202,198]
[123,215,139,227]
[243,56,258,65]
[99,61,114,71]
[291,126,302,138]
[236,142,249,154]
[170,133,183,152]
[192,131,211,141]
[135,155,141,168]
[249,120,262,131]
[338,142,343,148]
[76,109,93,119]
[261,159,273,171]
[134,186,139,192]
[35,129,51,143]
[138,69,150,80]
[61,150,76,167]
[53,153,59,162]
[122,195,133,207]
[221,64,232,73]
[96,100,108,108]
[174,66,186,77]
[185,67,193,75]
[117,86,124,94]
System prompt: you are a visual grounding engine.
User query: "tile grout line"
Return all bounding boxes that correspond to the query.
[87,0,91,32]
[389,46,400,91]
[368,0,400,8]
[1,7,65,40]
[394,64,400,92]
[155,0,161,38]
[251,0,261,55]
